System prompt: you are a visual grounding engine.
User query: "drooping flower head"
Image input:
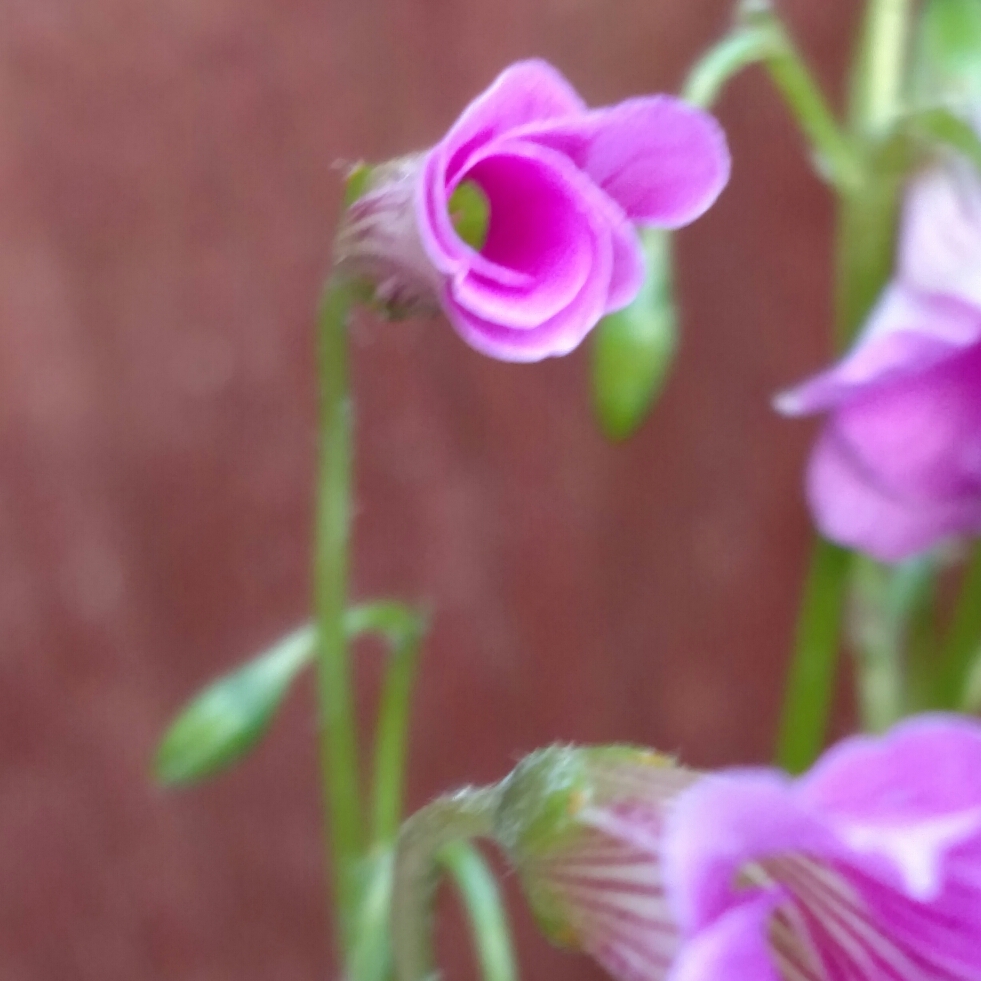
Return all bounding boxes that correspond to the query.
[336,60,730,362]
[493,717,981,981]
[777,153,981,561]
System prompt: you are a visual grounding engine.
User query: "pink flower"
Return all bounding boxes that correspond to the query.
[777,158,981,561]
[336,60,729,362]
[497,718,981,981]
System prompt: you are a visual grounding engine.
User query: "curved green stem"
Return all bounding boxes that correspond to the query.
[370,606,427,845]
[392,786,502,981]
[439,842,518,981]
[684,7,862,189]
[315,278,364,957]
[682,24,778,108]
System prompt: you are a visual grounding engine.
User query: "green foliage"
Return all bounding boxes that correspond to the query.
[913,0,981,106]
[591,230,678,441]
[155,625,316,786]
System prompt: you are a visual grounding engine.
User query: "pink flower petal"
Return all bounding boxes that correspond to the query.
[416,60,587,275]
[515,96,730,227]
[663,721,981,981]
[806,423,981,562]
[829,342,981,500]
[662,771,834,934]
[447,145,605,328]
[444,138,643,330]
[799,716,981,900]
[775,285,981,417]
[442,218,612,361]
[665,897,781,981]
[900,161,981,308]
[442,60,587,185]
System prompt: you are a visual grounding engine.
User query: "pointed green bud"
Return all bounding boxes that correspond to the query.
[155,625,316,786]
[591,231,678,442]
[493,745,692,953]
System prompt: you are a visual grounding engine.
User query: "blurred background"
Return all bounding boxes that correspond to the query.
[0,0,859,977]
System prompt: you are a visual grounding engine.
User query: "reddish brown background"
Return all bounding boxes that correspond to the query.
[0,0,860,977]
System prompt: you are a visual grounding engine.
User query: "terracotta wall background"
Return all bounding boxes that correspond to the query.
[0,0,861,977]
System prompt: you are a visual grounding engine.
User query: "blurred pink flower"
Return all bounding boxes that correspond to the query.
[777,158,981,561]
[336,60,729,362]
[503,718,981,981]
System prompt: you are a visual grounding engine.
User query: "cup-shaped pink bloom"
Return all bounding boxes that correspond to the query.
[335,60,729,362]
[777,159,981,561]
[499,718,981,981]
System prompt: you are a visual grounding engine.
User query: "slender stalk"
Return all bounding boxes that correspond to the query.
[682,24,778,108]
[392,786,502,981]
[439,842,518,981]
[935,544,981,707]
[776,539,851,773]
[752,17,864,190]
[850,0,915,135]
[848,557,906,732]
[684,9,862,189]
[372,610,426,845]
[315,278,365,958]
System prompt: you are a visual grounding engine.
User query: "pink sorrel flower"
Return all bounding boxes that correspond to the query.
[335,60,729,362]
[777,157,981,561]
[496,717,981,981]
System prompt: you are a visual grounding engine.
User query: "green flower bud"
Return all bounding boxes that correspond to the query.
[591,231,678,442]
[493,745,693,951]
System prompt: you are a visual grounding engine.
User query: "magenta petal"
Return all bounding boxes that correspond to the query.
[516,96,730,227]
[662,771,834,933]
[802,716,981,820]
[443,220,612,361]
[828,342,981,500]
[417,60,587,277]
[447,145,602,328]
[441,60,587,185]
[806,422,981,562]
[775,285,981,416]
[606,222,646,312]
[900,161,981,308]
[665,898,781,981]
[799,717,981,899]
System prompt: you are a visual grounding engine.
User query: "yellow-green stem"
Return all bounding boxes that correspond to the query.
[315,279,365,961]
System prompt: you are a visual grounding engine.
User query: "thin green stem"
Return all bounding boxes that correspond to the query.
[848,557,906,732]
[439,842,518,981]
[846,556,936,730]
[315,278,364,957]
[850,0,915,135]
[371,608,427,845]
[682,24,778,108]
[758,24,863,189]
[935,544,981,707]
[392,786,502,981]
[776,539,851,773]
[683,9,862,188]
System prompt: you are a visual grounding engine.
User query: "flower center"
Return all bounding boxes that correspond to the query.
[448,179,490,252]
